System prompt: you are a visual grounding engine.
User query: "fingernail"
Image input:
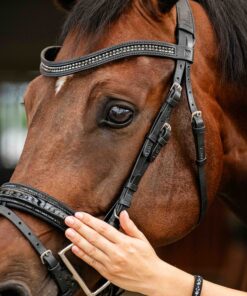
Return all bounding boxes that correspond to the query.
[65,216,75,225]
[66,228,76,238]
[72,245,79,254]
[122,210,129,218]
[75,212,84,219]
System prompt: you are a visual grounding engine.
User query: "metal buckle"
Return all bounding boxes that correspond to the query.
[59,244,111,296]
[171,81,182,93]
[191,111,202,122]
[162,122,171,132]
[40,249,53,265]
[113,208,120,220]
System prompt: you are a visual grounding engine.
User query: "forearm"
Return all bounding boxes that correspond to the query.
[145,259,247,296]
[201,280,247,296]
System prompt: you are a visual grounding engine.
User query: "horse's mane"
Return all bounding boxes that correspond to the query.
[196,0,247,84]
[61,0,247,84]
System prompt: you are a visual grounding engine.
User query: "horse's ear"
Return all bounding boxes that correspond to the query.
[53,0,77,12]
[158,0,179,13]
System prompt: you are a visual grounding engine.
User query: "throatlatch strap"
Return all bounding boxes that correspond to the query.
[177,0,208,222]
[191,114,208,222]
[185,63,207,222]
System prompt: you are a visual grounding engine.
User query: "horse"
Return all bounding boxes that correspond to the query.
[0,0,246,295]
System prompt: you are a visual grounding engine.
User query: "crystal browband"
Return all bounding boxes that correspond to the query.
[40,40,194,77]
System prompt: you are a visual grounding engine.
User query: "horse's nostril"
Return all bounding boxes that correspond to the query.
[0,289,22,296]
[0,281,31,296]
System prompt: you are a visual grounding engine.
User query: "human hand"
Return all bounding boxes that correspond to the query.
[65,212,247,296]
[65,211,165,295]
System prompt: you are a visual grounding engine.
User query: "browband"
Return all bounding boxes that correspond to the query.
[40,40,194,77]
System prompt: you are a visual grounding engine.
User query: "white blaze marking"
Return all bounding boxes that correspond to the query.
[55,75,73,95]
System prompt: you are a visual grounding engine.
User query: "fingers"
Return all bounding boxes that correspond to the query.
[68,212,126,243]
[65,228,108,265]
[71,244,106,274]
[120,211,147,241]
[65,216,116,256]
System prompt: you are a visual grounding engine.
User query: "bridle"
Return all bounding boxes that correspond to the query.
[0,0,207,294]
[0,0,207,295]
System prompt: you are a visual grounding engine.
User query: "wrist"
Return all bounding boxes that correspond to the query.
[144,259,194,296]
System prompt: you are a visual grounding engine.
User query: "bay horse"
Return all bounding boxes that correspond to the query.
[0,0,246,295]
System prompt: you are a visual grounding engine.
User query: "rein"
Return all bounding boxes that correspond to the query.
[0,0,207,295]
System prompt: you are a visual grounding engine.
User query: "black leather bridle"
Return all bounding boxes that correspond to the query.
[0,0,207,295]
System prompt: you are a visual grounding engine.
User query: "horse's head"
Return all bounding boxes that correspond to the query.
[0,0,225,295]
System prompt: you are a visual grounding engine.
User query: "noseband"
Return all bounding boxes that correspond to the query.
[0,0,207,295]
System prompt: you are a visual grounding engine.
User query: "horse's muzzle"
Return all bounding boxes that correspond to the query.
[0,281,31,296]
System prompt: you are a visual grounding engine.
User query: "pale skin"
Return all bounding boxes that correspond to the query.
[65,212,247,296]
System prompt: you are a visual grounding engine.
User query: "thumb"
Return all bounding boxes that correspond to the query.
[120,211,147,241]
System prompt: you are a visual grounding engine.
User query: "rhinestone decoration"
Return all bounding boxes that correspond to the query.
[41,42,177,75]
[0,187,68,220]
[193,276,203,296]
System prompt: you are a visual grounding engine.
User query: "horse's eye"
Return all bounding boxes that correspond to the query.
[101,104,135,128]
[108,106,133,124]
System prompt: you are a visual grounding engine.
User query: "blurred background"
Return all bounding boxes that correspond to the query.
[0,1,246,294]
[0,0,64,184]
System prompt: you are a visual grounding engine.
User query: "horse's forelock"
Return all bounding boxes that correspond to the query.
[60,0,131,42]
[60,0,178,43]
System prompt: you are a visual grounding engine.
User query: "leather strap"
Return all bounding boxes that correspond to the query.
[40,40,194,77]
[0,183,74,231]
[191,114,208,222]
[107,82,182,227]
[177,0,208,222]
[0,205,77,296]
[176,0,195,36]
[185,58,207,222]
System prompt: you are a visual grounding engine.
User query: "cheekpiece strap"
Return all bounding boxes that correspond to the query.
[107,82,182,228]
[176,0,195,35]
